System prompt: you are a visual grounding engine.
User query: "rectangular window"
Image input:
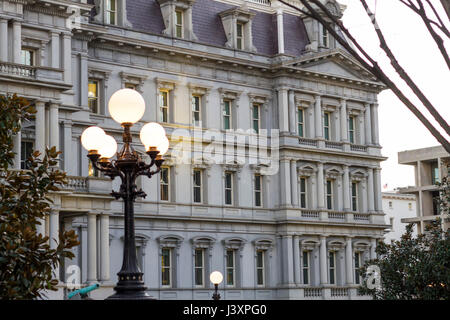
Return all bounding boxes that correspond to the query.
[354,251,361,285]
[175,10,183,38]
[299,177,307,209]
[351,182,358,212]
[322,24,329,47]
[329,251,336,285]
[252,104,260,134]
[105,0,117,25]
[236,22,244,50]
[226,249,235,286]
[302,251,310,285]
[256,250,265,286]
[192,95,201,127]
[161,248,172,286]
[125,83,136,90]
[298,108,304,137]
[88,80,99,114]
[21,49,35,66]
[20,141,34,170]
[348,116,355,144]
[160,167,170,201]
[324,112,330,140]
[193,169,202,203]
[194,248,204,286]
[225,171,233,205]
[223,100,232,130]
[254,174,262,207]
[431,162,440,184]
[326,180,333,210]
[159,90,169,123]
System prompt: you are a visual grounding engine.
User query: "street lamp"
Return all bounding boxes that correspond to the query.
[81,88,169,300]
[210,271,223,300]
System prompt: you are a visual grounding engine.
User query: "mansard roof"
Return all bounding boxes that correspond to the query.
[90,0,308,57]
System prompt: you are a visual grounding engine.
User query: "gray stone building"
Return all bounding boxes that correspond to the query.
[1,0,388,300]
[398,145,450,234]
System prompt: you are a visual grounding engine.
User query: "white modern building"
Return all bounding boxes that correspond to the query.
[382,192,417,243]
[1,0,389,300]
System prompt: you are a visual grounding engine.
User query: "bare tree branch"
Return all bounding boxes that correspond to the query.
[360,0,450,135]
[278,0,450,153]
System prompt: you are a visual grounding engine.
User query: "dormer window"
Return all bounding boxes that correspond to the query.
[322,24,329,47]
[105,0,117,25]
[220,6,257,52]
[157,0,197,40]
[236,22,244,50]
[175,9,183,38]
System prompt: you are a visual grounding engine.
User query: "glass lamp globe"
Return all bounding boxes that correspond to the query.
[98,135,118,159]
[108,88,146,124]
[81,126,106,152]
[155,136,169,155]
[140,122,166,150]
[209,271,223,285]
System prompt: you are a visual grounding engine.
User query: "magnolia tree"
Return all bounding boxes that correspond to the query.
[0,94,79,300]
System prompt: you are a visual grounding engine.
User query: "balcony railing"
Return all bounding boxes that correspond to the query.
[300,209,320,219]
[299,137,318,147]
[331,287,349,297]
[350,144,368,152]
[354,213,370,222]
[0,62,35,77]
[246,0,271,5]
[304,287,322,298]
[328,211,345,220]
[63,176,89,192]
[325,141,343,150]
[0,61,64,82]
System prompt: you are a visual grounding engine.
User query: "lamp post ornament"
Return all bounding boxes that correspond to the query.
[81,89,169,300]
[210,271,223,300]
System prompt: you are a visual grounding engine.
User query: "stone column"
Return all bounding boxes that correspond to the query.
[278,89,289,133]
[290,160,298,207]
[370,238,377,259]
[367,168,375,212]
[337,175,343,211]
[314,95,322,139]
[345,237,353,285]
[62,33,72,84]
[276,9,284,54]
[50,31,60,68]
[35,101,46,157]
[79,53,88,108]
[340,99,347,142]
[293,235,300,285]
[99,214,110,282]
[334,109,341,142]
[358,114,365,145]
[63,120,72,173]
[361,180,368,212]
[49,210,60,280]
[374,168,383,212]
[371,103,379,145]
[0,19,8,61]
[49,102,59,150]
[12,21,21,64]
[308,107,315,138]
[317,162,324,209]
[87,212,97,283]
[288,90,296,134]
[13,129,21,170]
[319,236,327,285]
[364,103,372,145]
[279,159,292,207]
[343,165,350,211]
[282,235,294,285]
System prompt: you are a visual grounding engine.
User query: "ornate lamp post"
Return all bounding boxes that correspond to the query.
[81,89,169,300]
[210,271,223,300]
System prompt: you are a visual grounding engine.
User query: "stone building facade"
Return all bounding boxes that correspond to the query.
[1,0,388,299]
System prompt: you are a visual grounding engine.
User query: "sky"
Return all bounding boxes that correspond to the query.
[338,0,450,191]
